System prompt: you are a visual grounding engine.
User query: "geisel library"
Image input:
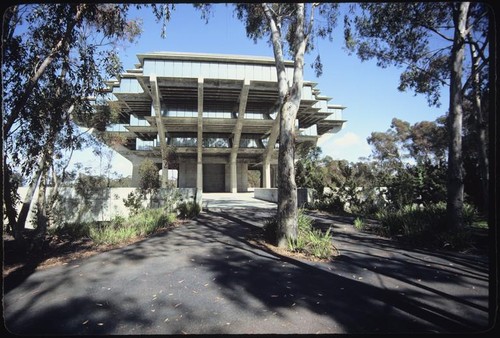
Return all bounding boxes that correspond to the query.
[104,52,346,193]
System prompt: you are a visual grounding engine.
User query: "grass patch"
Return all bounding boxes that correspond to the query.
[90,209,176,245]
[375,202,478,250]
[52,208,177,246]
[353,217,365,230]
[263,210,338,260]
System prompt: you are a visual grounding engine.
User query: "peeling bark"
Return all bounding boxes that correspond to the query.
[262,3,311,247]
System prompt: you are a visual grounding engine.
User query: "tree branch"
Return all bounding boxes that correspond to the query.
[421,23,454,42]
[3,4,87,138]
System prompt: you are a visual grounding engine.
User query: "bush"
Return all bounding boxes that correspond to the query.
[89,208,176,245]
[375,202,478,249]
[263,210,336,259]
[353,217,364,230]
[50,221,93,240]
[177,200,200,219]
[123,191,144,216]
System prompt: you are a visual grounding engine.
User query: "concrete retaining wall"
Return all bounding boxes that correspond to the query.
[254,188,314,207]
[14,187,200,227]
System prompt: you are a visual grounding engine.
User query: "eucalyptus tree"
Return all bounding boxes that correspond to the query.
[367,117,449,209]
[196,3,339,247]
[2,4,173,243]
[345,2,491,229]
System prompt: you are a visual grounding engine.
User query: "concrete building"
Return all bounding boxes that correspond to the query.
[103,52,346,192]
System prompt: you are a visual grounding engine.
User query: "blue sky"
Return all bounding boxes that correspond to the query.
[73,3,449,177]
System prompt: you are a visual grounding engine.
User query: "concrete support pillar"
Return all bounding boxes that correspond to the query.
[228,78,250,194]
[150,74,169,188]
[238,163,248,192]
[230,160,237,193]
[261,99,280,189]
[197,162,203,190]
[197,77,204,190]
[262,162,271,188]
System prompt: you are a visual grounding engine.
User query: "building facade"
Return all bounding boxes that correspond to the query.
[103,52,346,192]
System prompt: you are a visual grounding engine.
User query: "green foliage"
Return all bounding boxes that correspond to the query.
[353,217,364,230]
[138,159,160,196]
[153,188,182,213]
[375,202,478,249]
[295,145,326,198]
[89,209,176,245]
[264,210,336,259]
[288,211,335,259]
[123,191,144,216]
[176,200,200,219]
[49,221,93,240]
[75,174,107,202]
[52,210,176,245]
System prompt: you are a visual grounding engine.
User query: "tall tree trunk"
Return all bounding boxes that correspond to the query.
[34,164,50,238]
[15,155,45,235]
[3,158,22,240]
[447,2,469,230]
[277,99,299,247]
[469,34,489,216]
[262,3,314,247]
[262,3,298,247]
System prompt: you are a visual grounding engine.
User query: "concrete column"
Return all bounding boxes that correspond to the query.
[262,162,271,188]
[229,79,250,194]
[197,163,203,190]
[261,100,280,189]
[230,160,237,193]
[150,74,169,188]
[237,163,248,192]
[197,77,204,190]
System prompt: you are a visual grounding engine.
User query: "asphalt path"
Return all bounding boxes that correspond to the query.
[3,200,491,334]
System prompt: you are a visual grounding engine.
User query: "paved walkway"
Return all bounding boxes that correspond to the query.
[3,198,491,334]
[202,192,277,210]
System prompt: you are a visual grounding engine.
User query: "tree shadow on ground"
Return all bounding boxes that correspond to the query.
[191,210,490,333]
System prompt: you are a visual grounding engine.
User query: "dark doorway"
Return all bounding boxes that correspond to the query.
[203,164,225,192]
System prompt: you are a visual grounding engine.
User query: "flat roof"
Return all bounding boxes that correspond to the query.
[136,51,295,67]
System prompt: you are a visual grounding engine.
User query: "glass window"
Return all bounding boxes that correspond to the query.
[203,138,229,148]
[136,139,155,150]
[172,137,197,147]
[240,138,259,148]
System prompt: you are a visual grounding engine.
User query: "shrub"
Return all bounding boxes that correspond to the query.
[353,217,364,230]
[289,210,334,259]
[263,210,336,259]
[50,221,93,240]
[89,224,137,245]
[128,208,176,236]
[89,208,176,245]
[123,191,144,216]
[375,202,478,249]
[177,200,200,219]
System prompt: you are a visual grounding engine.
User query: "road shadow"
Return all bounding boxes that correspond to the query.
[192,210,490,333]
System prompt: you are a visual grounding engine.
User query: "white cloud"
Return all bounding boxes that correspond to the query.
[319,131,371,162]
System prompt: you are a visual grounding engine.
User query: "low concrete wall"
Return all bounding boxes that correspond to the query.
[254,188,314,207]
[14,187,200,227]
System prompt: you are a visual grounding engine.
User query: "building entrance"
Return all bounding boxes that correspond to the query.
[203,164,225,192]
